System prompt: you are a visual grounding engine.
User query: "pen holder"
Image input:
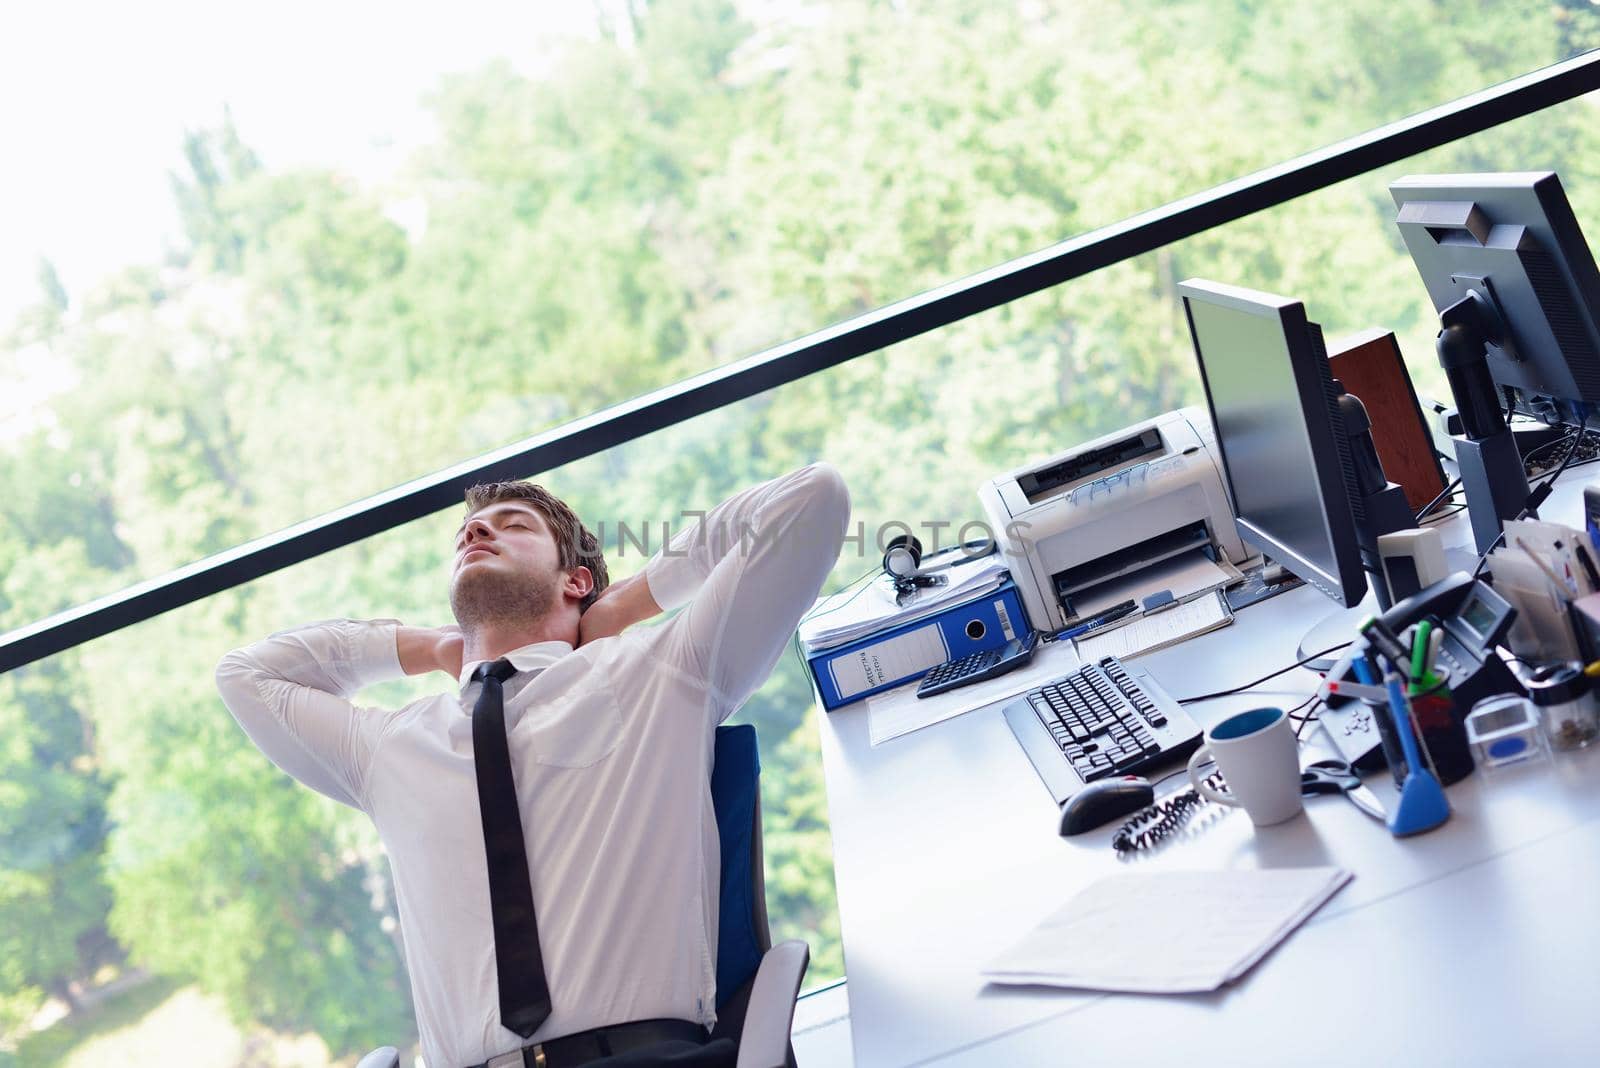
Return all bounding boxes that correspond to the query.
[1369,667,1475,787]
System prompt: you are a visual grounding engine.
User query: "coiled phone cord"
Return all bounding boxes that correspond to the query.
[1111,770,1227,854]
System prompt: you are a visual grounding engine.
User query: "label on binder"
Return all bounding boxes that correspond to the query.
[995,597,1016,640]
[828,622,950,700]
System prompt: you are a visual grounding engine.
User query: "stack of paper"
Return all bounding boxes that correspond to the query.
[798,552,1010,651]
[1486,517,1594,662]
[983,867,1352,993]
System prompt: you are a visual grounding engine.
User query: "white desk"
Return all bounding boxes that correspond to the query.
[817,483,1600,1066]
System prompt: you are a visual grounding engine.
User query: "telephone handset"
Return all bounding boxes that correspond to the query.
[1378,571,1516,656]
[1321,572,1522,769]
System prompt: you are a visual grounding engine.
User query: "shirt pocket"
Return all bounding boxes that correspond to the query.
[522,689,622,768]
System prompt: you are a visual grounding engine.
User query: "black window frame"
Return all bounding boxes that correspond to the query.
[3,49,1599,674]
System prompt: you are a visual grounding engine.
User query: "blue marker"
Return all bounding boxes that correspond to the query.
[1354,650,1449,837]
[1585,485,1600,556]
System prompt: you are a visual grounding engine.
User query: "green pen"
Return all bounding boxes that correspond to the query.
[1409,619,1433,696]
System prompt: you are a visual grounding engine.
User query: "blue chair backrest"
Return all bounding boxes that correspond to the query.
[710,724,764,1009]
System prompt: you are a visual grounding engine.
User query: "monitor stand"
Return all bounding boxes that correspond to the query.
[1295,596,1380,673]
[1436,292,1532,554]
[1335,387,1414,613]
[1296,477,1410,673]
[1287,388,1418,673]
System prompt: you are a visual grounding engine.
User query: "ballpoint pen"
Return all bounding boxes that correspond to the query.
[1575,542,1600,593]
[1359,617,1411,676]
[1051,599,1138,642]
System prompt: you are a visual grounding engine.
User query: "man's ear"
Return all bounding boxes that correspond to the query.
[564,565,595,603]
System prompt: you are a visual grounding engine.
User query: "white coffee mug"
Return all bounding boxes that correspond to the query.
[1186,706,1303,827]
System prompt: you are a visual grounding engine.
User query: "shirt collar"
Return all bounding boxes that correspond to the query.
[457,639,574,692]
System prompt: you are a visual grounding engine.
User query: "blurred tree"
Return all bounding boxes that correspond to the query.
[0,660,114,1033]
[170,108,264,274]
[5,2,1600,1059]
[1555,0,1600,56]
[94,604,412,1056]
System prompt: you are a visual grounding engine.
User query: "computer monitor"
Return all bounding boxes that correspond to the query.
[1392,172,1600,551]
[1392,172,1600,419]
[1179,279,1368,607]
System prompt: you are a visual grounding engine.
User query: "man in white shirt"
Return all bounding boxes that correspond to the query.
[215,463,850,1068]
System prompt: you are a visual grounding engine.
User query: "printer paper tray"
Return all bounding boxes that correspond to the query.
[1053,521,1211,610]
[1066,547,1243,621]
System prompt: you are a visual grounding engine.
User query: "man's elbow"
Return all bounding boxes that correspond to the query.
[800,461,852,536]
[214,648,259,707]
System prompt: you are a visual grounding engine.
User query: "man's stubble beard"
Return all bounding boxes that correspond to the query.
[450,563,557,630]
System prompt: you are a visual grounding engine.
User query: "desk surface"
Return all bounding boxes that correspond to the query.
[817,480,1600,1067]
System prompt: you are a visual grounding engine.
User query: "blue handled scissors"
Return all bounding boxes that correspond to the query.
[1300,759,1387,821]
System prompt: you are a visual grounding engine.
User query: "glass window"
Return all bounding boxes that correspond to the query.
[5,388,989,1063]
[7,4,1600,1064]
[12,78,1600,1044]
[5,0,1598,609]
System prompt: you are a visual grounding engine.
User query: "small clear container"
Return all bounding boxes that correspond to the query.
[1465,695,1550,769]
[1524,662,1600,751]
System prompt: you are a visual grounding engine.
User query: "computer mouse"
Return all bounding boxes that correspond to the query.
[1059,775,1155,836]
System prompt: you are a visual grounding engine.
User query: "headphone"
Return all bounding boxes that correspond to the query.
[882,534,995,601]
[882,534,926,585]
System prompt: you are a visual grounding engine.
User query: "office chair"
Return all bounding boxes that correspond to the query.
[359,723,809,1068]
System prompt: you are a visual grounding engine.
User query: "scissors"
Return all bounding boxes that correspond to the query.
[1300,759,1387,821]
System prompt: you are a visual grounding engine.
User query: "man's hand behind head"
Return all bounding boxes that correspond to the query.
[577,573,662,647]
[397,624,465,678]
[434,625,464,678]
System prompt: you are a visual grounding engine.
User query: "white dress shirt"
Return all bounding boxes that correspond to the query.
[215,463,849,1067]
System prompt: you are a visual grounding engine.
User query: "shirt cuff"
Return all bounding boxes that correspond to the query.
[341,620,406,691]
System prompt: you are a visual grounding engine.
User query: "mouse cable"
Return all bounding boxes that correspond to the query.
[1291,693,1323,741]
[1176,642,1350,705]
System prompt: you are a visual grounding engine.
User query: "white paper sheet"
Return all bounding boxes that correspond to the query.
[983,867,1352,993]
[866,643,1083,746]
[799,553,1010,650]
[1074,590,1233,661]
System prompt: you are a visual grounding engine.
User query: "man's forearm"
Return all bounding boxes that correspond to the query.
[578,572,663,645]
[604,572,662,629]
[396,625,461,677]
[645,463,850,705]
[214,618,405,808]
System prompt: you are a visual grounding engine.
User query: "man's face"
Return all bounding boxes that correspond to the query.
[449,502,566,627]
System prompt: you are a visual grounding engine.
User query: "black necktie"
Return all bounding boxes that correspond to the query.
[471,658,552,1038]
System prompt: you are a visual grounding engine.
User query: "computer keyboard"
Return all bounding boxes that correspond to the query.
[1002,655,1204,805]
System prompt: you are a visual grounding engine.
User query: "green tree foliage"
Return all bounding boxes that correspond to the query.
[94,602,412,1054]
[0,661,114,1033]
[4,0,1600,1059]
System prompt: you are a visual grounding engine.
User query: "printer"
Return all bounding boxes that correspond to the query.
[979,407,1247,633]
